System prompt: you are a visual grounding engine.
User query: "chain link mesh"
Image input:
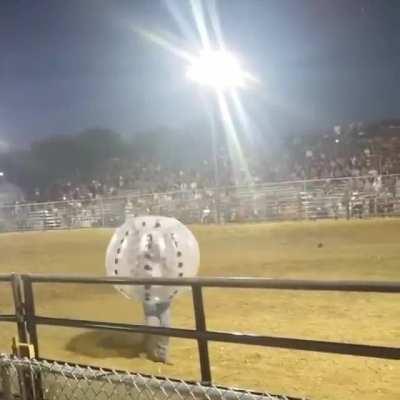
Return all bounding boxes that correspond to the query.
[0,355,302,400]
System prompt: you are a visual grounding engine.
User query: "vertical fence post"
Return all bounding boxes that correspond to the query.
[22,277,39,358]
[21,276,43,400]
[11,274,31,400]
[100,198,106,227]
[1,276,16,400]
[11,274,28,343]
[191,285,212,384]
[11,275,43,400]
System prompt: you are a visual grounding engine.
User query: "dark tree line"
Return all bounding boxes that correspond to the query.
[0,127,214,193]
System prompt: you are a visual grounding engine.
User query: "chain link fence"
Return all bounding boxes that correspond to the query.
[1,174,400,232]
[0,355,301,400]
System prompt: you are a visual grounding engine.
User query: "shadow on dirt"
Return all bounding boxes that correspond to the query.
[66,330,145,359]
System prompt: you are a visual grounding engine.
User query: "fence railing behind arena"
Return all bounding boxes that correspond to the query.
[0,274,399,400]
[1,174,400,232]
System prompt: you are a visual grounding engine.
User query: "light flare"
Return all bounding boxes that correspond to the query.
[133,0,259,185]
[186,50,246,89]
[216,90,252,184]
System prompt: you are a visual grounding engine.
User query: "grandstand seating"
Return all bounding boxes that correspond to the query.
[0,174,400,232]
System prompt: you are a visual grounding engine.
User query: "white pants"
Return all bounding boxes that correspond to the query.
[143,301,171,362]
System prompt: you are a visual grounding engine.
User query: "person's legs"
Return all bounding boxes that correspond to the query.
[143,301,171,362]
[156,301,171,326]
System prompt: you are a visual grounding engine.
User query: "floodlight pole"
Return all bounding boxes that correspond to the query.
[187,50,251,224]
[197,88,222,224]
[207,92,222,224]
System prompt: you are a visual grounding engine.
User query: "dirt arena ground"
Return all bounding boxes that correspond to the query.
[0,219,399,400]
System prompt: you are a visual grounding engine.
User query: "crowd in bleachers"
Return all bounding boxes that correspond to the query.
[21,118,400,201]
[298,122,400,177]
[3,119,400,208]
[4,119,400,233]
[30,163,214,203]
[2,171,400,233]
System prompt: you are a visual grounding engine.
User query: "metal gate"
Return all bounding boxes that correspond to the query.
[0,274,399,400]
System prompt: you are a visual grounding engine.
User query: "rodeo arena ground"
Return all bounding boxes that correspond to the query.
[1,133,400,400]
[1,2,400,399]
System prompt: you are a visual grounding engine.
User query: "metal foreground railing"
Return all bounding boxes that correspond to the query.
[0,274,400,400]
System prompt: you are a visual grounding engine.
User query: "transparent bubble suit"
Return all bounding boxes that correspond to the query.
[106,216,200,303]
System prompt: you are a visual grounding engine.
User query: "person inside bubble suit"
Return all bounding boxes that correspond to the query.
[106,216,199,364]
[140,230,171,363]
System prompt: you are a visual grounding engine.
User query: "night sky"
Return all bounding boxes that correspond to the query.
[1,0,400,147]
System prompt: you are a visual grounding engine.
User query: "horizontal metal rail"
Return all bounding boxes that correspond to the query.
[34,315,400,360]
[1,273,399,386]
[0,314,17,322]
[0,276,17,324]
[24,274,400,293]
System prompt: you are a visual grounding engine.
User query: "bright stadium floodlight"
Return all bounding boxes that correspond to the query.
[186,50,246,89]
[186,49,255,222]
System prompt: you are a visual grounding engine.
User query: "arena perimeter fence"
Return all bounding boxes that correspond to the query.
[1,174,400,232]
[0,274,399,400]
